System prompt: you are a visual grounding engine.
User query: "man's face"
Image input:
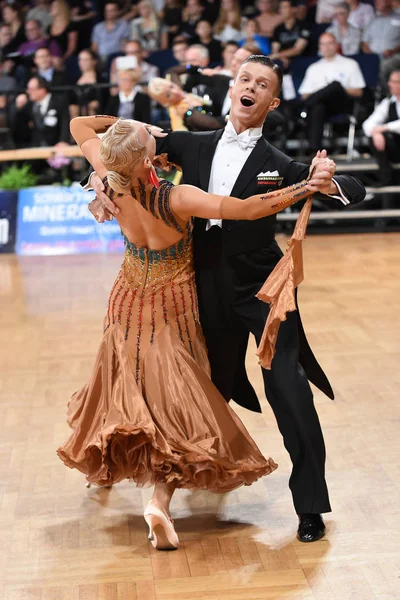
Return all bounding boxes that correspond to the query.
[388,71,400,97]
[105,3,119,20]
[229,61,280,128]
[125,41,142,63]
[223,43,237,67]
[27,79,46,102]
[0,26,12,46]
[35,48,52,70]
[258,0,274,12]
[319,34,338,59]
[196,20,212,39]
[279,1,295,20]
[118,72,136,93]
[185,47,208,67]
[173,42,188,63]
[25,20,42,42]
[334,6,349,24]
[230,48,251,78]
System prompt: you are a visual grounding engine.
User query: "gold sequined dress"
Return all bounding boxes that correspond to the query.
[57,180,277,490]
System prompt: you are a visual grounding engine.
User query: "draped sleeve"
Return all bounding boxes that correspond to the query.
[256,198,313,369]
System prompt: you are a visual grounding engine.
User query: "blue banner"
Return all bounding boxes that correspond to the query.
[16,185,124,255]
[0,191,18,253]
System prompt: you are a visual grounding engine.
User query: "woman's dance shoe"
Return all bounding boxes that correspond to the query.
[144,502,179,550]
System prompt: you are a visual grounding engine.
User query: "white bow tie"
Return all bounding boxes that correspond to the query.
[222,128,261,151]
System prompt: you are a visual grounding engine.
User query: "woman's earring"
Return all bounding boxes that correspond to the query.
[149,167,159,189]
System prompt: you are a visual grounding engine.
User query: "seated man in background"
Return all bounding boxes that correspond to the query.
[105,68,151,123]
[10,75,70,159]
[270,0,311,70]
[91,1,130,64]
[33,47,66,87]
[362,69,400,186]
[362,0,400,85]
[299,32,365,155]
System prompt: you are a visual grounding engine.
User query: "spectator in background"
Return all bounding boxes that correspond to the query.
[160,0,183,47]
[195,20,222,63]
[217,39,239,75]
[110,40,159,85]
[327,2,362,55]
[19,19,61,59]
[69,49,104,117]
[47,0,78,69]
[1,3,26,54]
[316,0,343,23]
[180,0,204,40]
[33,47,66,85]
[362,69,400,185]
[11,75,70,148]
[70,1,97,52]
[299,32,365,154]
[105,68,151,122]
[0,24,18,77]
[239,19,271,55]
[130,0,168,55]
[347,0,375,30]
[255,0,283,38]
[91,2,130,62]
[362,0,400,84]
[214,0,244,43]
[26,0,53,33]
[270,0,311,70]
[165,36,189,84]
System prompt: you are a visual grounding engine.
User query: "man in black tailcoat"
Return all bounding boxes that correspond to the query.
[84,56,365,542]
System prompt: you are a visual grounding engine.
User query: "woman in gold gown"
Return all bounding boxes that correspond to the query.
[57,115,326,550]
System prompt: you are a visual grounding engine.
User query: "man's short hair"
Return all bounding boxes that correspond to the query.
[225,40,240,48]
[243,55,283,94]
[29,75,50,92]
[336,2,350,12]
[279,0,298,6]
[187,44,209,61]
[242,42,262,55]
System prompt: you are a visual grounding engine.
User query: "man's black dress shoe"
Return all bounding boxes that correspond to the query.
[297,514,325,543]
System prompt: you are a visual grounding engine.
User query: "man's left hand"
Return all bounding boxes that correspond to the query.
[306,149,337,195]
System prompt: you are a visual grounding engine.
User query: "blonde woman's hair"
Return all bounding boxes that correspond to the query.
[100,119,147,194]
[53,0,71,23]
[214,0,242,34]
[147,77,168,102]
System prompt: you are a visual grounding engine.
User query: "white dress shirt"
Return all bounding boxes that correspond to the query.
[362,96,400,136]
[38,93,52,116]
[207,121,262,229]
[119,88,138,104]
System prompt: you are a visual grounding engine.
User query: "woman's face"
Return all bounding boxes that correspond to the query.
[50,1,60,17]
[2,6,17,24]
[78,51,95,71]
[222,0,235,11]
[138,2,152,18]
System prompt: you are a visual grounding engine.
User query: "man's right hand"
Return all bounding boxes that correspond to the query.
[88,173,120,223]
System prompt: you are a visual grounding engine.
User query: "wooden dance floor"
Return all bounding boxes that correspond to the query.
[1,233,400,600]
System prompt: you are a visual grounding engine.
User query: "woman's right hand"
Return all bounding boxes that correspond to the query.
[88,173,120,222]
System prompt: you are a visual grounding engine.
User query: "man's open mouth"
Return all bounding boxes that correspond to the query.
[240,96,255,107]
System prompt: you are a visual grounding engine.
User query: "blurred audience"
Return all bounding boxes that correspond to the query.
[130,0,168,55]
[26,0,52,32]
[105,68,151,122]
[327,2,362,55]
[47,0,78,69]
[180,0,204,40]
[255,0,283,37]
[33,46,66,85]
[91,2,130,62]
[214,0,244,43]
[362,0,400,84]
[195,19,222,63]
[270,0,311,70]
[348,0,375,30]
[69,49,103,117]
[239,19,270,54]
[11,74,70,148]
[362,69,400,185]
[299,32,365,154]
[110,40,159,85]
